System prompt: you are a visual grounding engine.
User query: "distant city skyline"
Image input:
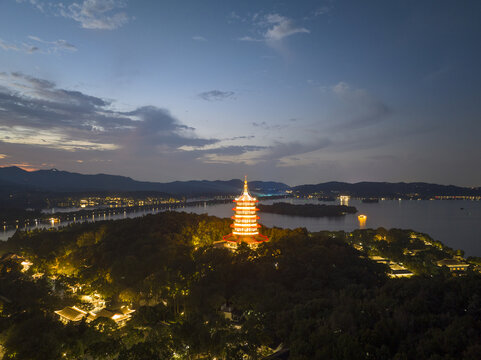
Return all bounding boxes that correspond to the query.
[0,0,480,186]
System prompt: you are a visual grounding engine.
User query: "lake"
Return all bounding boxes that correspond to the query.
[2,198,481,256]
[179,198,481,256]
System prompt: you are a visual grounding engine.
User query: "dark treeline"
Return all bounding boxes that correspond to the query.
[258,202,357,217]
[293,181,481,198]
[0,212,480,359]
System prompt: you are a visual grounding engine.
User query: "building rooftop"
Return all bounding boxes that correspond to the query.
[55,306,87,322]
[436,259,469,268]
[90,307,135,323]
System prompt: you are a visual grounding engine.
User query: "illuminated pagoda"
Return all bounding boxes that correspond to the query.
[220,176,269,249]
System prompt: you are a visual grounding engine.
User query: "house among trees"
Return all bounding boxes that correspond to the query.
[90,307,135,327]
[55,306,88,325]
[0,253,33,272]
[369,255,414,277]
[55,305,135,326]
[436,258,470,272]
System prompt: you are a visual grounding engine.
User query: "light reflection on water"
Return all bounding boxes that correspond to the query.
[2,199,481,256]
[178,198,481,256]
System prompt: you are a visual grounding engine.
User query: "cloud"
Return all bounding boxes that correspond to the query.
[224,135,255,141]
[238,36,263,42]
[238,13,310,42]
[0,38,40,54]
[264,14,310,41]
[227,11,242,23]
[266,139,331,161]
[0,36,76,54]
[197,145,266,157]
[0,72,217,153]
[199,138,331,166]
[252,121,286,131]
[198,90,235,101]
[28,36,78,52]
[58,0,129,30]
[15,0,45,12]
[192,35,207,42]
[0,39,20,52]
[16,0,129,30]
[314,6,331,17]
[328,82,391,130]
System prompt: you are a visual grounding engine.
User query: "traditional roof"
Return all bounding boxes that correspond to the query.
[223,233,268,244]
[389,269,414,278]
[90,307,135,323]
[436,259,469,268]
[55,306,87,322]
[0,253,23,262]
[118,306,136,315]
[94,308,115,318]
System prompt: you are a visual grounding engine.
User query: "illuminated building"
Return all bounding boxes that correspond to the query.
[339,195,350,206]
[219,176,269,249]
[358,214,367,228]
[55,305,135,326]
[436,258,470,272]
[55,306,88,324]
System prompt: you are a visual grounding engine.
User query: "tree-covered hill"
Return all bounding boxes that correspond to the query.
[293,181,481,198]
[0,166,289,196]
[0,212,480,359]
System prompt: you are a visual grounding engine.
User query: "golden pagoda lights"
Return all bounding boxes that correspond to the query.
[221,176,268,248]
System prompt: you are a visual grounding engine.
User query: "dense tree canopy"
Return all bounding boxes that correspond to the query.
[0,212,480,359]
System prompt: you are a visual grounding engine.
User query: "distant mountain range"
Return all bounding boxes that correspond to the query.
[0,167,479,198]
[292,181,481,198]
[0,167,289,196]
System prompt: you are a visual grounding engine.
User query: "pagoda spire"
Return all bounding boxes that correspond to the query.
[243,175,249,195]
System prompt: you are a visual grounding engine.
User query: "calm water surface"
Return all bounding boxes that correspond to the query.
[181,199,481,256]
[2,199,481,256]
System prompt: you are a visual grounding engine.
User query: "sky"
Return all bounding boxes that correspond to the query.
[0,0,480,186]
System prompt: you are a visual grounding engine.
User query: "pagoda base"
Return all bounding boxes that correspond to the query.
[214,233,269,250]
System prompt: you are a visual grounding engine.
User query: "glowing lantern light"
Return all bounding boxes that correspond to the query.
[358,214,367,228]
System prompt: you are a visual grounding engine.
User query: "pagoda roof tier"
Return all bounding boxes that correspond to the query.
[233,207,260,211]
[230,223,261,228]
[234,196,258,202]
[231,215,259,220]
[222,233,269,244]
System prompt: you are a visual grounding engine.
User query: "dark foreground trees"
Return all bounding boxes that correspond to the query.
[0,212,480,359]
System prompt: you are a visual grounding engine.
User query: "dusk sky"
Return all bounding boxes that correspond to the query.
[0,0,480,186]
